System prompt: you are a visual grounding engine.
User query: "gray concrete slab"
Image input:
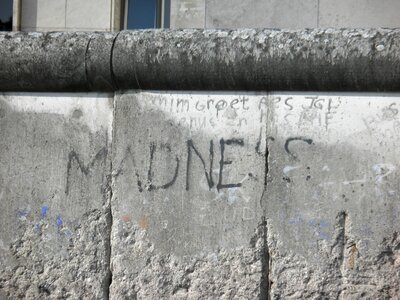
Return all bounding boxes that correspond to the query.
[110,91,268,298]
[1,90,399,298]
[0,93,113,299]
[110,91,400,298]
[265,93,400,298]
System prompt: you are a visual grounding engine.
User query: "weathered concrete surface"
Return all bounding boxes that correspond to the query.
[0,93,113,299]
[265,93,400,298]
[110,91,268,298]
[0,32,118,92]
[111,28,400,92]
[2,29,400,92]
[0,32,92,91]
[0,90,400,298]
[110,91,400,298]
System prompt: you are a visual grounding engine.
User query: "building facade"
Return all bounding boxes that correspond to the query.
[1,0,400,32]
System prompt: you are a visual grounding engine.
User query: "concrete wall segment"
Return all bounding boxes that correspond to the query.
[110,90,268,298]
[108,90,400,298]
[0,92,113,299]
[0,90,399,297]
[264,92,400,297]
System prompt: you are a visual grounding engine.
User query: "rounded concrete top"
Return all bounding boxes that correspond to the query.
[0,29,400,92]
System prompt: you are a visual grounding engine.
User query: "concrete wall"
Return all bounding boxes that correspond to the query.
[170,0,400,28]
[0,93,113,298]
[1,90,399,298]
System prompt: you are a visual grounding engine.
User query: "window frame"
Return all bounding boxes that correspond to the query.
[123,0,170,30]
[12,0,21,31]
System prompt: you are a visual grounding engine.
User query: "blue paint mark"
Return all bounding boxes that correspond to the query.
[288,215,304,225]
[319,221,330,228]
[56,215,63,229]
[362,239,370,249]
[359,224,374,236]
[308,219,316,226]
[318,231,331,241]
[16,208,29,219]
[63,228,73,237]
[308,219,330,229]
[40,206,49,219]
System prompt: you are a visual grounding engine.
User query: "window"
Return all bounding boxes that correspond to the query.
[124,0,170,29]
[0,0,13,31]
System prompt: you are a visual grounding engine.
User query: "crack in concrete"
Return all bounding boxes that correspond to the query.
[260,131,271,300]
[110,31,122,91]
[331,210,349,296]
[84,34,93,90]
[260,216,271,300]
[104,96,116,300]
[104,175,113,300]
[338,211,348,278]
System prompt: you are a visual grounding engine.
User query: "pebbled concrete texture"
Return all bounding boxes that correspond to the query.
[3,29,400,92]
[109,91,400,298]
[0,32,90,91]
[111,28,400,92]
[0,93,113,299]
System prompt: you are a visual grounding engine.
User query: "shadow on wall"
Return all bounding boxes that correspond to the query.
[0,94,112,299]
[20,0,37,31]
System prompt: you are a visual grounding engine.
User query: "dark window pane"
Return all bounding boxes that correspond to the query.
[163,0,170,28]
[127,0,158,29]
[0,0,13,31]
